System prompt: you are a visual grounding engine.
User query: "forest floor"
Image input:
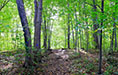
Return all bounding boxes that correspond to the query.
[0,49,118,75]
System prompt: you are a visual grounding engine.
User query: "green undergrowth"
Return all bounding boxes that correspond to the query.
[70,50,118,75]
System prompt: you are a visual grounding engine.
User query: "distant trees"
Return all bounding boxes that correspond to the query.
[42,7,53,50]
[3,0,117,68]
[93,0,99,49]
[110,2,117,54]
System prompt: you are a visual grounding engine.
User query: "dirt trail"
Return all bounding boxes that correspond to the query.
[39,49,73,75]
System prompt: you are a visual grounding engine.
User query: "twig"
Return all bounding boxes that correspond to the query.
[85,2,101,10]
[0,0,10,11]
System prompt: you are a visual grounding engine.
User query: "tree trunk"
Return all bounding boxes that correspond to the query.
[93,0,99,49]
[98,0,104,74]
[48,23,53,49]
[110,27,114,54]
[67,3,70,49]
[113,18,117,50]
[16,0,32,67]
[75,7,78,50]
[34,0,43,50]
[47,24,51,49]
[81,30,84,49]
[115,28,117,50]
[110,17,117,53]
[43,16,47,49]
[86,21,89,52]
[71,21,75,48]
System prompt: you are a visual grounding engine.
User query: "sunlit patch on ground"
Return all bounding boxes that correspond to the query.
[54,49,69,59]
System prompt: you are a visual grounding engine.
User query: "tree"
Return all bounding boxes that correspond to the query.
[71,20,75,48]
[93,0,99,49]
[98,0,104,74]
[47,14,53,49]
[67,3,70,49]
[43,15,47,49]
[16,0,33,67]
[34,0,43,50]
[74,6,78,50]
[110,1,117,53]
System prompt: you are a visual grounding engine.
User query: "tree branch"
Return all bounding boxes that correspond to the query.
[85,2,101,10]
[0,0,10,11]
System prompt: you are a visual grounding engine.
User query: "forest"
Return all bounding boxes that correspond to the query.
[0,0,118,75]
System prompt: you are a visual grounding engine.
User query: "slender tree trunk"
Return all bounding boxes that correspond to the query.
[98,0,104,74]
[81,30,84,49]
[48,35,51,49]
[67,3,70,49]
[71,21,75,48]
[110,28,114,54]
[16,0,32,67]
[47,14,51,49]
[47,24,51,49]
[115,2,118,51]
[47,21,53,49]
[93,0,99,49]
[86,21,89,52]
[48,26,53,49]
[34,0,43,50]
[86,28,89,52]
[84,0,89,52]
[115,28,117,50]
[110,17,117,53]
[75,8,78,50]
[43,16,47,49]
[113,18,117,50]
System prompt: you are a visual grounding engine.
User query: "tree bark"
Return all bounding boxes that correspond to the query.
[34,0,43,50]
[110,29,114,54]
[16,0,32,67]
[43,16,47,49]
[115,28,117,50]
[111,24,114,54]
[98,0,104,74]
[67,3,70,49]
[113,18,117,50]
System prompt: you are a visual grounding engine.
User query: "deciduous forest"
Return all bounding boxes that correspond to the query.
[0,0,118,75]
